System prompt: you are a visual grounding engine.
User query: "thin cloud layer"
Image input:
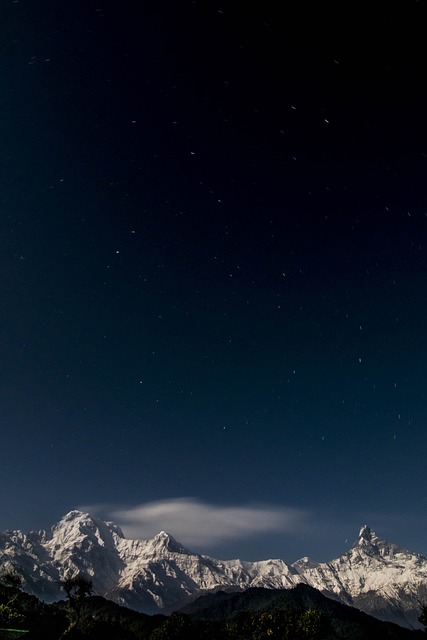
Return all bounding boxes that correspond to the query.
[82,498,308,547]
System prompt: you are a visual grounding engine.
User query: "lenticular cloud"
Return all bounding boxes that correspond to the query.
[98,497,307,546]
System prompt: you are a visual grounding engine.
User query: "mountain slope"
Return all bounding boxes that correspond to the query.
[0,511,299,614]
[182,584,425,639]
[300,525,427,628]
[0,511,426,628]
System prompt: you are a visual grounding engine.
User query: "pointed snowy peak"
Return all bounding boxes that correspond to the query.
[356,524,377,544]
[65,510,87,519]
[60,511,125,538]
[148,531,191,555]
[351,525,406,558]
[355,524,392,546]
[56,510,95,527]
[106,521,124,538]
[53,510,100,532]
[292,556,320,572]
[48,510,123,550]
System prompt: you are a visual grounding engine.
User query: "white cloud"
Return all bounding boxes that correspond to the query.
[81,497,308,547]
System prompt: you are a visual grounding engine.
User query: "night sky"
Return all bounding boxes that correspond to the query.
[2,0,427,563]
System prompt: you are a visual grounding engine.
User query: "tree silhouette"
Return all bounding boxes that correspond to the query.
[0,572,22,592]
[150,611,195,639]
[58,576,92,639]
[0,570,26,631]
[419,603,427,633]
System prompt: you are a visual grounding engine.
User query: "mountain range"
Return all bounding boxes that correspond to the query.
[0,510,426,629]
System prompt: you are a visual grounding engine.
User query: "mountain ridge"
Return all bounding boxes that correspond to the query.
[0,510,425,629]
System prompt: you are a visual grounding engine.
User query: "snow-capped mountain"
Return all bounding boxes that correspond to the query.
[0,511,426,629]
[0,511,296,614]
[302,524,427,629]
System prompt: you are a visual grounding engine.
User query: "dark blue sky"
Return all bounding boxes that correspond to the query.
[1,0,427,563]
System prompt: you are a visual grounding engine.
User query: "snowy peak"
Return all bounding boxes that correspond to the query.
[353,525,380,548]
[54,510,124,538]
[351,525,405,559]
[1,514,427,628]
[292,556,320,572]
[53,510,101,534]
[147,531,190,555]
[358,524,374,541]
[50,510,115,543]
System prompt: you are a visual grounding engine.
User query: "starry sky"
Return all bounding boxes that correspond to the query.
[2,0,427,563]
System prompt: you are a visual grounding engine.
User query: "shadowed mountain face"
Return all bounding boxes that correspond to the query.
[181,584,425,639]
[1,511,426,628]
[1,582,424,640]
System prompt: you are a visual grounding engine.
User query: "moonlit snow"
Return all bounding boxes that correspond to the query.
[1,511,426,628]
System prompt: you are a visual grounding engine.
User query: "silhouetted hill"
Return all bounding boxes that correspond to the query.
[181,584,425,639]
[0,580,424,639]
